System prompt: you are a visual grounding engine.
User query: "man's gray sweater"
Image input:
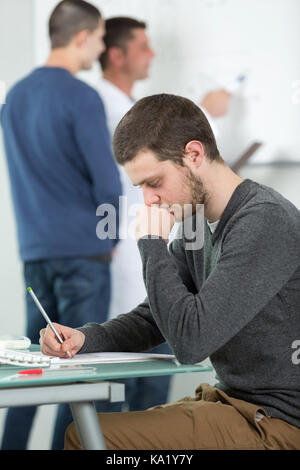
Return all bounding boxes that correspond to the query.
[78,179,300,428]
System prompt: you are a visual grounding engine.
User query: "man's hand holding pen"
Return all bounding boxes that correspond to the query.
[40,323,85,358]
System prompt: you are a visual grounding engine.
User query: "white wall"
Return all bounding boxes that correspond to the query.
[0,1,36,334]
[0,0,33,415]
[0,0,58,451]
[34,0,300,165]
[0,0,299,450]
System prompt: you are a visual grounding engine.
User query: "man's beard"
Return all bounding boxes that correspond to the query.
[163,168,208,222]
[185,168,207,212]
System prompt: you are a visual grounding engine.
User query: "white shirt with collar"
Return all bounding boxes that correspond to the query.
[97,78,135,136]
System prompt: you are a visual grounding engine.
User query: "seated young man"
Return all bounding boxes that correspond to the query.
[40,94,300,450]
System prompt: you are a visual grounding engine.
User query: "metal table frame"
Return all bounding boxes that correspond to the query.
[0,380,124,450]
[0,352,212,450]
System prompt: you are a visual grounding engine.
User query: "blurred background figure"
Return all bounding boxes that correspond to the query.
[0,0,122,450]
[201,88,232,118]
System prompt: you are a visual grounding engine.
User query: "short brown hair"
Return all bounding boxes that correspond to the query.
[49,0,101,49]
[113,94,222,166]
[99,17,146,70]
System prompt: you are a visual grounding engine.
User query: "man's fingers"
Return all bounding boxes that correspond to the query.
[39,328,46,346]
[41,324,63,353]
[135,204,175,242]
[39,322,85,358]
[61,340,76,357]
[42,342,68,358]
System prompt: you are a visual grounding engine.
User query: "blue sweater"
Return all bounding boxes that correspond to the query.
[1,67,122,261]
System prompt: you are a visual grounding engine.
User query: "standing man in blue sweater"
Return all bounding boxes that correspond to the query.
[1,0,122,450]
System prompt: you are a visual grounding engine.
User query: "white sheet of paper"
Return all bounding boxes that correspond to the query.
[31,351,176,365]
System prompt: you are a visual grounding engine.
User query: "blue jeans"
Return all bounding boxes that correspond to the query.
[1,257,111,450]
[1,258,171,450]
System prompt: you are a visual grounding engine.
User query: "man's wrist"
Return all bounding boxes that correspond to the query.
[137,236,168,254]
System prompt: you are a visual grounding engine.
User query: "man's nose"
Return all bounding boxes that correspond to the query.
[143,187,160,206]
[149,47,155,58]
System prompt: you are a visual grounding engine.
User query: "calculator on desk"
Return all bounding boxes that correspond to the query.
[0,349,51,367]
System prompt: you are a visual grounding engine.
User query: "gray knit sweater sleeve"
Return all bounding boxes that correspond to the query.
[78,199,299,364]
[136,202,300,364]
[77,298,166,354]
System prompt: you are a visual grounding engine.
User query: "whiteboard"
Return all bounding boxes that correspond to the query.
[34,0,300,164]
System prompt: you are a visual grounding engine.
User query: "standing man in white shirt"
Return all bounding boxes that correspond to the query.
[98,18,154,330]
[95,17,231,412]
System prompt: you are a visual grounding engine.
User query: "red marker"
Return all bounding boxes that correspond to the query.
[18,369,43,375]
[18,367,95,375]
[13,367,96,378]
[3,367,97,381]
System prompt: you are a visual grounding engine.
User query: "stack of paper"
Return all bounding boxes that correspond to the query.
[31,351,176,366]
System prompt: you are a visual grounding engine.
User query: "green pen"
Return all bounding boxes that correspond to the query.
[27,286,72,357]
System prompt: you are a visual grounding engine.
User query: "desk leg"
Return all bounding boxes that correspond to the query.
[70,401,106,450]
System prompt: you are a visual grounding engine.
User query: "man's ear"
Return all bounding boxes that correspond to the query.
[183,140,205,169]
[107,47,126,67]
[74,29,89,48]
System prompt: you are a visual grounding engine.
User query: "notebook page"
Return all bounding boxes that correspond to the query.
[31,351,176,365]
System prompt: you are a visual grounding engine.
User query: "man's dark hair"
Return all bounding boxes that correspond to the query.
[49,0,102,49]
[99,17,146,70]
[113,94,222,166]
